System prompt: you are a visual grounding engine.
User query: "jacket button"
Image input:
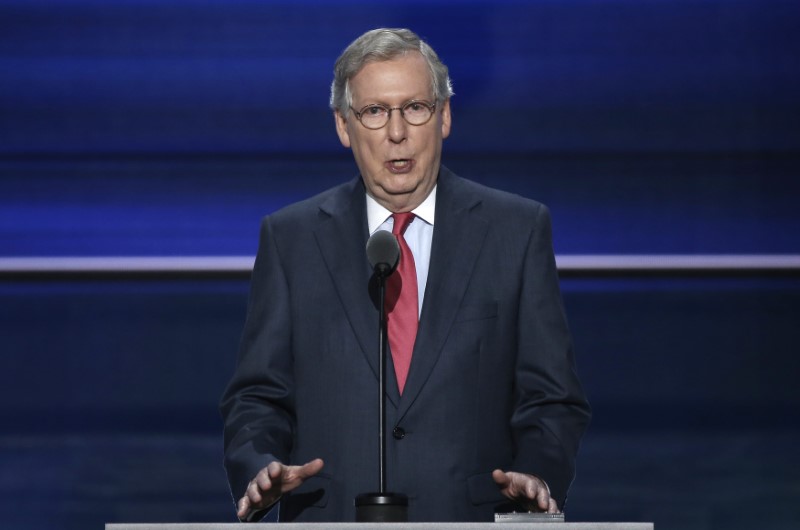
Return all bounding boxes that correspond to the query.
[392,427,406,439]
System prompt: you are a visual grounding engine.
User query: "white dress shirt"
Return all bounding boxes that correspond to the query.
[366,186,436,317]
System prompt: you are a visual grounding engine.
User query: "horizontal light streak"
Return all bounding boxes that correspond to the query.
[0,255,798,274]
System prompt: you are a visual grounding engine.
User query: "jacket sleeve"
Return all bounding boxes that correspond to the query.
[510,203,591,508]
[219,215,295,503]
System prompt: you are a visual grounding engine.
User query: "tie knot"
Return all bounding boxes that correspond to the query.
[392,212,415,235]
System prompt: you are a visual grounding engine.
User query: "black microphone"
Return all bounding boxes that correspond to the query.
[357,229,408,522]
[366,230,400,277]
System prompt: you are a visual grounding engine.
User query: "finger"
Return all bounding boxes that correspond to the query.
[236,496,250,519]
[261,461,290,492]
[246,479,263,504]
[535,483,550,511]
[266,461,284,481]
[547,497,559,514]
[524,478,537,500]
[255,470,273,492]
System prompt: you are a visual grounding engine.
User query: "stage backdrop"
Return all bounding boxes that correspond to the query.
[1,1,799,530]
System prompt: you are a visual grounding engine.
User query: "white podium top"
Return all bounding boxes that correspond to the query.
[106,522,654,530]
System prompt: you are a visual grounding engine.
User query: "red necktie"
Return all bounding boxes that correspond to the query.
[386,212,419,395]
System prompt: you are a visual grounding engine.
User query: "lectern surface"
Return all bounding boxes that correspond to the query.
[106,522,654,530]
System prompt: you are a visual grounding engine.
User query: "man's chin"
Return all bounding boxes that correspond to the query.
[373,177,418,198]
[369,187,422,211]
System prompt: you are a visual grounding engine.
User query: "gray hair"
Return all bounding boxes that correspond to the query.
[329,28,454,115]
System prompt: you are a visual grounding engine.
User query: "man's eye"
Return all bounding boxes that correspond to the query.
[365,106,385,116]
[407,103,423,112]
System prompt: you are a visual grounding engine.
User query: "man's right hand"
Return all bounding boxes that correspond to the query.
[237,458,325,521]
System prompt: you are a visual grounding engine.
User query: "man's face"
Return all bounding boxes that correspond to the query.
[334,52,451,212]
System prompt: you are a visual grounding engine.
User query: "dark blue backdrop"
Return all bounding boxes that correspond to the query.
[1,1,799,529]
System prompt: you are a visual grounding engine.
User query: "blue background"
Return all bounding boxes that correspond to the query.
[1,1,799,529]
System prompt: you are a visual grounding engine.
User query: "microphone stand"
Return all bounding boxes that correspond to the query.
[378,265,388,492]
[355,263,408,522]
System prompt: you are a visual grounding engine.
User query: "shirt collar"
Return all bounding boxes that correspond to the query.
[366,184,437,235]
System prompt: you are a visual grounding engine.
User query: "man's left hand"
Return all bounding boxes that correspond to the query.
[492,469,559,513]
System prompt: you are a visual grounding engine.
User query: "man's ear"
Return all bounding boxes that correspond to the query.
[440,98,452,140]
[334,110,351,148]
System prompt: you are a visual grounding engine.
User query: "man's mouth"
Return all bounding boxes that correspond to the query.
[386,159,414,173]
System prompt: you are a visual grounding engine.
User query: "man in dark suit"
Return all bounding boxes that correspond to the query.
[220,28,591,522]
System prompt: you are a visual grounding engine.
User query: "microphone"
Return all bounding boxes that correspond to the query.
[366,230,400,277]
[357,229,408,522]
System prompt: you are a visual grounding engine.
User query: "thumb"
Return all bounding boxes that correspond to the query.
[492,469,510,487]
[297,458,325,478]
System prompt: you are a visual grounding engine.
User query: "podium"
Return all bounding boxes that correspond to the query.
[106,522,654,530]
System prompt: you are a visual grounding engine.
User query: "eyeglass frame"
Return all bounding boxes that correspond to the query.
[349,99,438,130]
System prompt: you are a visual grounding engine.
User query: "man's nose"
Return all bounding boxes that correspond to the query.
[386,109,408,143]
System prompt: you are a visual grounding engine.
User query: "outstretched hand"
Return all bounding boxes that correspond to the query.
[237,458,325,521]
[492,469,559,514]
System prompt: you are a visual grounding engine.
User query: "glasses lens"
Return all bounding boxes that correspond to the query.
[402,101,433,125]
[359,105,389,129]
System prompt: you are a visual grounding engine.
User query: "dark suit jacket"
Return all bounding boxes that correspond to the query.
[219,166,591,522]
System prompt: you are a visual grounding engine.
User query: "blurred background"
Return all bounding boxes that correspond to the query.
[1,1,799,529]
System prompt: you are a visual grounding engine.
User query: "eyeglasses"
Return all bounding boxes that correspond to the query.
[350,100,437,130]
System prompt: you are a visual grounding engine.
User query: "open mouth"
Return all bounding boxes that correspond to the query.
[386,159,413,173]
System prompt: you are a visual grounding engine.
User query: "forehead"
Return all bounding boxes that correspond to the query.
[349,52,432,104]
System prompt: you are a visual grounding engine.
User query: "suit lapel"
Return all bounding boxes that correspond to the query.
[313,178,401,407]
[397,168,489,420]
